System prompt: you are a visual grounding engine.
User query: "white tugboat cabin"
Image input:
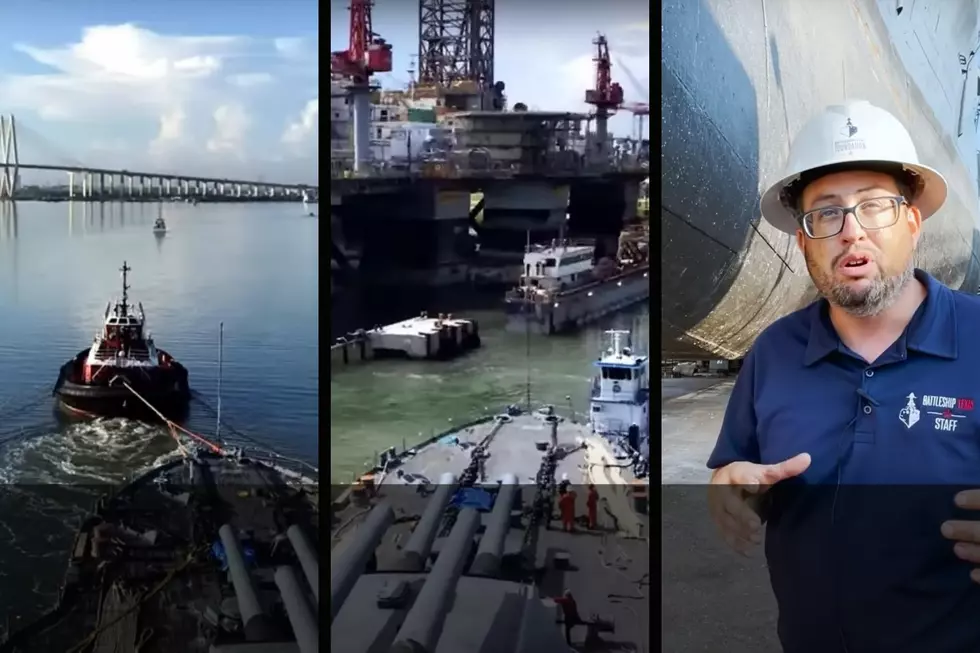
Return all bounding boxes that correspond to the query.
[81,262,171,383]
[590,330,650,458]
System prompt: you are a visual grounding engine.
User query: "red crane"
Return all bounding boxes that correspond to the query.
[330,0,393,84]
[584,34,624,111]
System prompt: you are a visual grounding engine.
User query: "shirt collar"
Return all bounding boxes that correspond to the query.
[803,269,958,366]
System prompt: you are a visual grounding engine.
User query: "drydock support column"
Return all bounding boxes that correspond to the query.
[350,86,371,173]
[218,524,274,641]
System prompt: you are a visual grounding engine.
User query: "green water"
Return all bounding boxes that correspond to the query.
[328,303,650,481]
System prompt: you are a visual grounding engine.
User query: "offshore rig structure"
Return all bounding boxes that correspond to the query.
[330,0,649,291]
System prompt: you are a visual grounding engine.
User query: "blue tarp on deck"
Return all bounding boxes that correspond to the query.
[450,487,494,512]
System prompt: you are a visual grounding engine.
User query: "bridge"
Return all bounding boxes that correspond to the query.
[0,115,317,201]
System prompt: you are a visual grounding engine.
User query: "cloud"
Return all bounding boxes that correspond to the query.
[227,72,274,87]
[282,98,318,146]
[206,103,251,156]
[494,21,650,136]
[0,23,317,182]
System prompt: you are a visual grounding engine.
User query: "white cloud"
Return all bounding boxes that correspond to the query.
[150,107,187,154]
[206,103,251,156]
[282,98,318,146]
[227,72,274,87]
[0,23,317,182]
[495,21,650,137]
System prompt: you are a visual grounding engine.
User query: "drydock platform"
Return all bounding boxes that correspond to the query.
[330,408,650,653]
[331,314,481,366]
[660,378,782,652]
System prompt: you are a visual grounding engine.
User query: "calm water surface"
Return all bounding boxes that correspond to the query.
[0,200,318,632]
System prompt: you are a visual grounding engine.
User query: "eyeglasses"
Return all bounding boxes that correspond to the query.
[799,195,908,239]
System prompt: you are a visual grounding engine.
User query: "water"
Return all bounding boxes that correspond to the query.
[0,200,318,633]
[329,303,649,482]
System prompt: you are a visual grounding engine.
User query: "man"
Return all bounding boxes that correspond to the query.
[706,100,980,653]
[553,589,585,645]
[559,485,577,532]
[586,483,599,529]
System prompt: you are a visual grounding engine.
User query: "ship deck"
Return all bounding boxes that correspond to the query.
[331,408,650,653]
[385,412,591,487]
[0,450,319,653]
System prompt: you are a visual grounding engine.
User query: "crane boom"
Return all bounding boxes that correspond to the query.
[330,0,393,83]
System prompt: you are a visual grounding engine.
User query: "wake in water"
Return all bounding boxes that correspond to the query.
[0,418,184,639]
[0,417,182,484]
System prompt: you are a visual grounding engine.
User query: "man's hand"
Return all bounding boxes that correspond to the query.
[707,453,811,555]
[941,489,980,584]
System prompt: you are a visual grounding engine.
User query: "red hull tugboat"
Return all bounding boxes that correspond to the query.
[52,262,191,420]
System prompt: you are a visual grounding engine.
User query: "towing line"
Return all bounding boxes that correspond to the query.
[114,379,224,455]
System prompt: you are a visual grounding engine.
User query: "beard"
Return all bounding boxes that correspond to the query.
[804,247,914,317]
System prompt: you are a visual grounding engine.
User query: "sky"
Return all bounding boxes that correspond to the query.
[330,0,650,137]
[0,0,318,185]
[0,0,648,188]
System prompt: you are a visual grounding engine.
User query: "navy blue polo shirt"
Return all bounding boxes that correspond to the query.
[707,269,980,653]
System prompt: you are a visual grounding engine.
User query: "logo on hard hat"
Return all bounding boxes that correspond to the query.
[834,117,864,155]
[840,118,858,138]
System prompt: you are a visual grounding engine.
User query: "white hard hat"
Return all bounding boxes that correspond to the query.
[759,100,948,235]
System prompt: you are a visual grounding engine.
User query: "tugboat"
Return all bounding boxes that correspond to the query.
[504,227,650,335]
[52,262,191,419]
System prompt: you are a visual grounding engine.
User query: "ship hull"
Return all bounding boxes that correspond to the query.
[505,265,650,335]
[53,348,191,420]
[662,0,980,360]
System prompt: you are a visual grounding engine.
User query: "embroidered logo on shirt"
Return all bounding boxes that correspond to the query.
[898,392,920,429]
[921,394,974,432]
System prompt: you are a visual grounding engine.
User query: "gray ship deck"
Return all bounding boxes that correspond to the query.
[386,412,591,487]
[660,378,782,652]
[0,449,319,653]
[331,409,650,653]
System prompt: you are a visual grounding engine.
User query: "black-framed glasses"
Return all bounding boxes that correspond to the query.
[799,195,908,239]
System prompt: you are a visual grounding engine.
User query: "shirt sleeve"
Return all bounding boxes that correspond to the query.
[706,345,762,469]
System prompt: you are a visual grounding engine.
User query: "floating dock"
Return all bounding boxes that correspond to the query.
[370,313,480,359]
[331,314,480,367]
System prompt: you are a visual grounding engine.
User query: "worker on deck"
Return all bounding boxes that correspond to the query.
[558,485,577,532]
[553,589,585,645]
[586,483,599,529]
[707,100,980,653]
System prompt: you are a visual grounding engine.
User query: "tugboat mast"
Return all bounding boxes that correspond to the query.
[119,261,131,315]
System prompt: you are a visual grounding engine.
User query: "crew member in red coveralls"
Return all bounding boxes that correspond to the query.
[586,484,599,529]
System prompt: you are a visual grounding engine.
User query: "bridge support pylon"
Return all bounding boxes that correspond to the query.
[0,115,20,201]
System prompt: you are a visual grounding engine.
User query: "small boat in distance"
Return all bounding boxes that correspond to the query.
[52,262,191,420]
[152,216,167,233]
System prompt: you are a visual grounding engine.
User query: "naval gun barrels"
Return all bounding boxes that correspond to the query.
[397,472,457,572]
[287,524,319,604]
[218,524,274,641]
[470,473,518,577]
[331,501,395,620]
[389,507,480,653]
[275,565,319,653]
